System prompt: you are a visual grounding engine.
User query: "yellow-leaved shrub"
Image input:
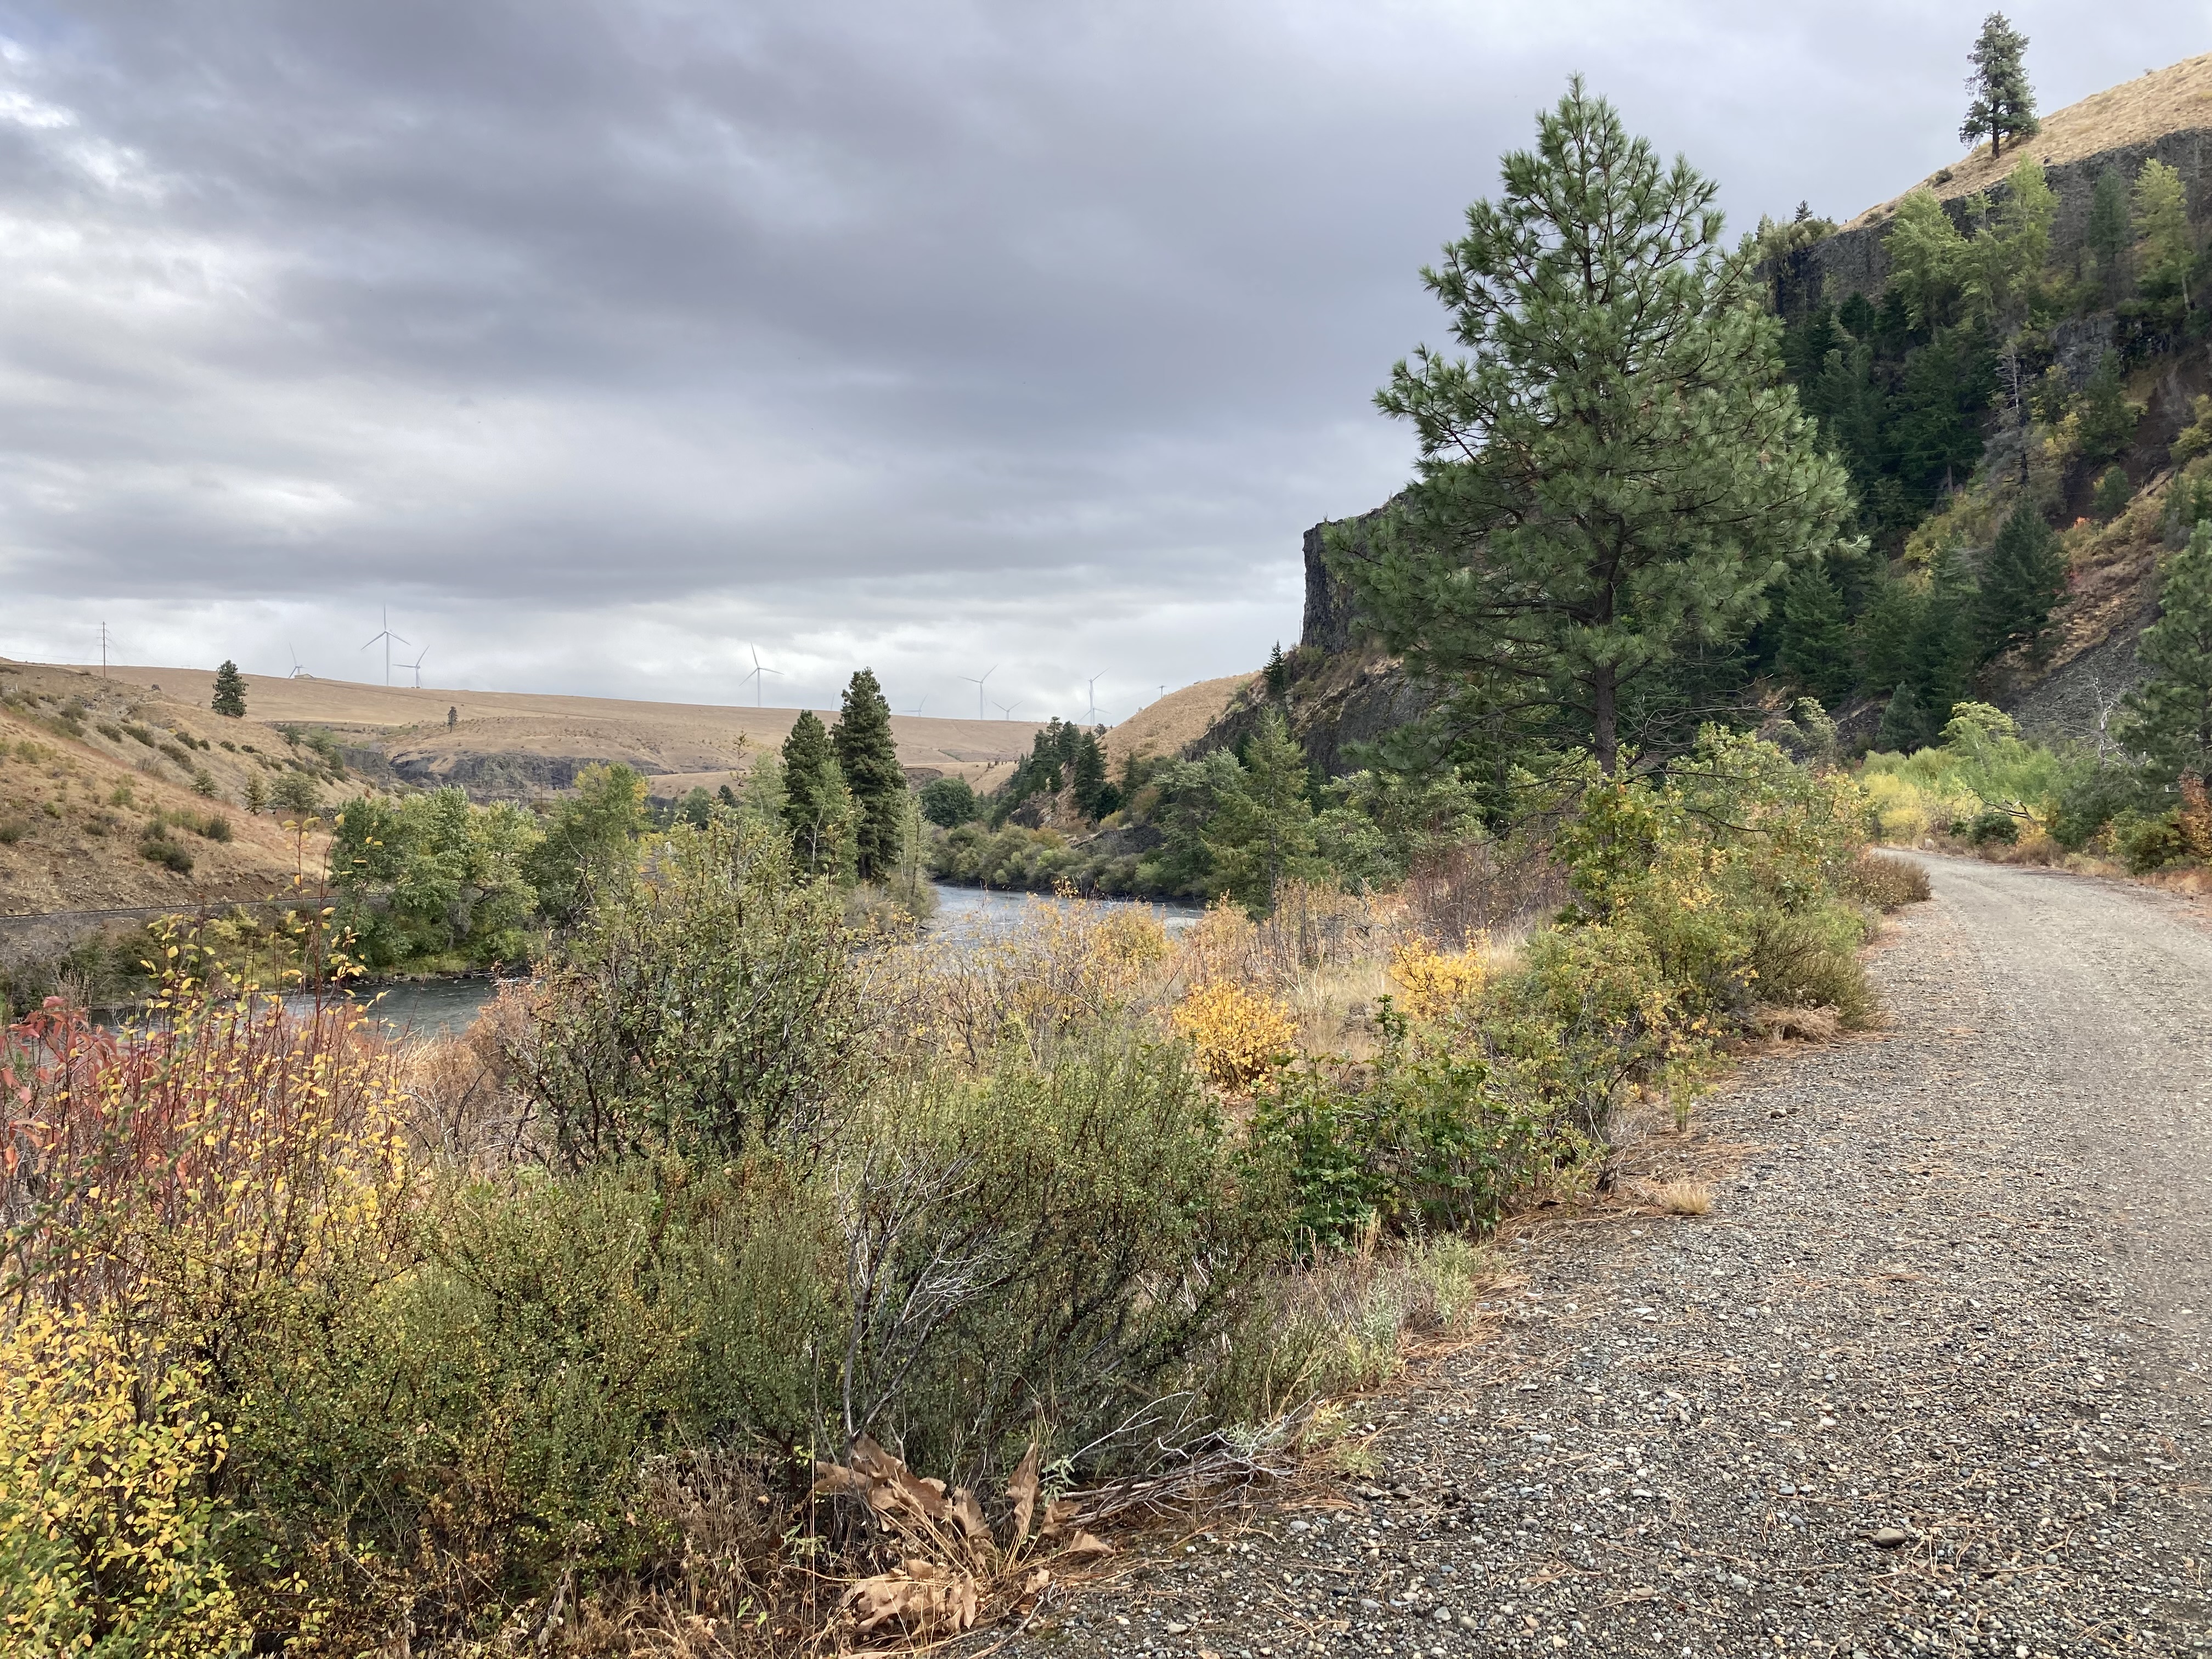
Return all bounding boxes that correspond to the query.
[1171,980,1297,1093]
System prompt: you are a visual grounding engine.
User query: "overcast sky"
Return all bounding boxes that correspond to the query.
[0,2,2203,720]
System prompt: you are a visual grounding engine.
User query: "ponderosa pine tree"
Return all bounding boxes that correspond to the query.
[211,661,247,718]
[1070,729,1109,819]
[1334,80,1853,775]
[831,668,904,881]
[1777,567,1855,704]
[2119,521,2212,782]
[1976,499,2068,662]
[782,710,857,882]
[1960,13,2039,161]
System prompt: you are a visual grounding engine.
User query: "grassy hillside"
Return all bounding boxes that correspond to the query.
[64,662,1046,800]
[0,661,331,916]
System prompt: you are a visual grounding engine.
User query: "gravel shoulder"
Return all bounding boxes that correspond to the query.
[1009,855,2212,1658]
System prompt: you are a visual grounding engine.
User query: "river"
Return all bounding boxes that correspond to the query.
[301,883,1204,1040]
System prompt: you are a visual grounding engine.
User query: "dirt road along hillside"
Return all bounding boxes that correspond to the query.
[1011,857,2211,1657]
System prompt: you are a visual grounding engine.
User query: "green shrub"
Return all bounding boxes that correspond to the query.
[0,820,24,846]
[197,812,234,843]
[1255,1025,1570,1246]
[2050,763,2145,850]
[843,1030,1290,1483]
[139,831,193,873]
[2118,810,2188,872]
[918,776,980,827]
[1742,906,1876,1025]
[510,812,869,1166]
[1963,805,2020,845]
[95,721,123,742]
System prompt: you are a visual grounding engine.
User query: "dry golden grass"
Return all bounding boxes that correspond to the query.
[34,658,1046,790]
[1648,1178,1714,1217]
[1100,672,1256,769]
[1843,51,2212,231]
[0,662,322,913]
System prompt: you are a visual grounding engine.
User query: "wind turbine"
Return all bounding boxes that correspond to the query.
[287,641,312,679]
[741,644,782,708]
[1084,672,1105,723]
[906,693,927,715]
[960,665,996,720]
[360,608,409,687]
[404,645,430,689]
[994,698,1021,721]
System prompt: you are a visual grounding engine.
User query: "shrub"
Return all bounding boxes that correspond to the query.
[1386,938,1491,1021]
[139,831,194,873]
[1963,805,2020,845]
[0,819,24,845]
[0,1307,249,1658]
[840,1031,1290,1483]
[96,721,123,742]
[269,771,321,816]
[2118,810,2187,873]
[506,812,869,1166]
[1171,980,1297,1092]
[1839,851,1931,910]
[918,776,980,827]
[1742,906,1877,1026]
[197,812,233,843]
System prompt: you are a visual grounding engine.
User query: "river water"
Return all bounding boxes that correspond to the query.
[303,883,1204,1041]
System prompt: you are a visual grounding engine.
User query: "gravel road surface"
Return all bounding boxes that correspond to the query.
[1014,857,2212,1657]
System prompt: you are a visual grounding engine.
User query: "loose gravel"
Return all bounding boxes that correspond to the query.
[1004,856,2212,1656]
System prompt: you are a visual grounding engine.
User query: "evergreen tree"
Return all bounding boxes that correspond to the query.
[2119,521,2212,782]
[1976,499,2068,662]
[1204,710,1323,911]
[1911,548,1982,719]
[2131,159,2193,311]
[1886,191,1971,331]
[1335,80,1853,775]
[831,668,905,881]
[1857,574,1925,695]
[2076,352,2142,465]
[1876,682,1931,753]
[1964,156,2055,331]
[244,771,269,815]
[1776,566,1855,703]
[1070,730,1109,818]
[1263,642,1290,701]
[2086,166,2130,297]
[678,786,715,828]
[716,783,741,809]
[782,711,856,882]
[211,661,247,718]
[2090,466,2132,521]
[1960,13,2039,161]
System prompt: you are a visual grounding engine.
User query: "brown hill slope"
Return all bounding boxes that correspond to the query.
[62,664,1045,799]
[0,661,326,916]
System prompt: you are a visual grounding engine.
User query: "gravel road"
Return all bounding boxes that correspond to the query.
[1014,856,2212,1657]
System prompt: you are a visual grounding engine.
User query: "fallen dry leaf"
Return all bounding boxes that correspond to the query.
[1061,1531,1115,1562]
[842,1559,979,1639]
[1006,1441,1040,1550]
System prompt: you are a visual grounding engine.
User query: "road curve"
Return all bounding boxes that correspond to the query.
[1004,855,2212,1657]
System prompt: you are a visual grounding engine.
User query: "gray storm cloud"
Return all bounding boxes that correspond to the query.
[0,1,2197,717]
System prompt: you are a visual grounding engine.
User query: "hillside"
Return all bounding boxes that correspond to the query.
[0,661,328,918]
[1248,50,2212,774]
[61,663,1045,801]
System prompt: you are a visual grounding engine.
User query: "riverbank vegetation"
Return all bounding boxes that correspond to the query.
[4,77,1944,1657]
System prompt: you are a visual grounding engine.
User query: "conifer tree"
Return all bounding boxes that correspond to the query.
[1777,566,1855,703]
[1263,642,1290,702]
[2075,352,2142,465]
[1876,682,1931,753]
[1336,80,1853,775]
[782,711,856,882]
[2119,521,2212,782]
[1976,499,2068,662]
[2086,166,2130,297]
[1960,13,2039,161]
[831,668,904,881]
[2131,159,2193,311]
[244,771,269,815]
[1070,730,1109,818]
[1911,546,1982,719]
[211,661,247,718]
[1204,710,1322,911]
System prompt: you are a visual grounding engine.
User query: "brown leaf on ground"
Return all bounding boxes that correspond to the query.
[948,1485,991,1543]
[1060,1531,1115,1562]
[1005,1442,1040,1550]
[1038,1496,1084,1539]
[842,1559,980,1639]
[811,1435,949,1525]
